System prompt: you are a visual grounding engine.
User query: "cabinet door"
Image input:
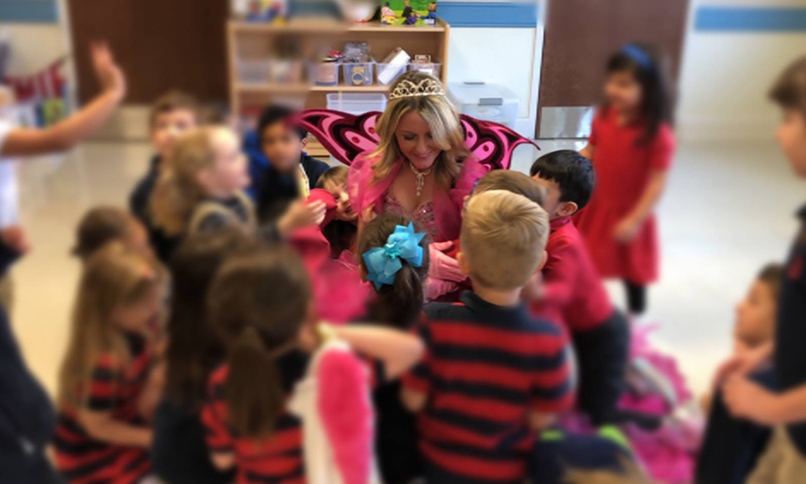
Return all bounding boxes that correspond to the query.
[537,0,689,138]
[67,0,229,103]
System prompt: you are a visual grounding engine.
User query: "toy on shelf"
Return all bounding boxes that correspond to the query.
[232,0,287,23]
[381,0,437,26]
[381,2,396,24]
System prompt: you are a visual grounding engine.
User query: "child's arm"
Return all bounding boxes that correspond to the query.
[712,340,773,388]
[401,387,427,413]
[579,144,594,160]
[529,411,558,432]
[724,377,806,426]
[0,42,125,157]
[76,409,152,447]
[613,168,669,243]
[137,360,165,422]
[210,452,235,471]
[533,239,577,307]
[330,324,424,379]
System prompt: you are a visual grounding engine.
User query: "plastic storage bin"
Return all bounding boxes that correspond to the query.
[310,62,340,86]
[408,63,441,78]
[327,93,387,115]
[448,82,519,129]
[267,60,305,84]
[342,62,375,86]
[237,59,271,84]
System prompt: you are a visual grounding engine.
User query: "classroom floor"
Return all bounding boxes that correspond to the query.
[10,137,804,398]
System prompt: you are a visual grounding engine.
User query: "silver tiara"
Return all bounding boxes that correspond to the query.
[388,78,446,100]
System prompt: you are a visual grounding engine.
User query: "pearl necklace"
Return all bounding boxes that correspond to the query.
[408,162,433,198]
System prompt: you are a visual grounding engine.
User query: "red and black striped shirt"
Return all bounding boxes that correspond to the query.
[53,332,153,484]
[404,291,574,483]
[201,350,309,484]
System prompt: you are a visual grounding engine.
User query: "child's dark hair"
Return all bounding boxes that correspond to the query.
[163,229,255,410]
[358,214,429,329]
[149,90,201,128]
[257,104,307,143]
[72,206,135,260]
[606,44,673,145]
[316,165,349,189]
[208,244,311,438]
[758,262,785,301]
[770,56,806,120]
[474,170,545,206]
[530,150,595,209]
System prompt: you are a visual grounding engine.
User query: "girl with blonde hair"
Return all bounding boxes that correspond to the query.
[150,125,254,243]
[53,243,166,483]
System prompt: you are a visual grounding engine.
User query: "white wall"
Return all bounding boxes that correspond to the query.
[447,26,542,137]
[677,0,806,141]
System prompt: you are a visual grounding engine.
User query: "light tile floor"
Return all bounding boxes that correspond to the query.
[10,138,804,397]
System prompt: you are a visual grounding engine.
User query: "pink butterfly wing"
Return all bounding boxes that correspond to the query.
[296,110,382,166]
[297,109,537,170]
[460,115,538,170]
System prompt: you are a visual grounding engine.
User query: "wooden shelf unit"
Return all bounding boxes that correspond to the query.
[227,19,451,123]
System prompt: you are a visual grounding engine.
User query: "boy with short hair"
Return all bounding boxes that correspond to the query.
[697,263,784,484]
[403,190,574,483]
[720,55,806,483]
[129,91,201,261]
[529,150,629,426]
[253,104,330,223]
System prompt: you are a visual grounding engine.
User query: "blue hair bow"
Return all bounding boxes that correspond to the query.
[362,223,425,289]
[621,44,653,70]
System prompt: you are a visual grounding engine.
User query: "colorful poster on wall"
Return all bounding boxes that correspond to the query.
[380,0,437,26]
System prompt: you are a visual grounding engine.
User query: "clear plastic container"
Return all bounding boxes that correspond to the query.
[375,63,407,86]
[267,59,305,84]
[448,82,519,129]
[408,62,441,78]
[326,92,387,115]
[237,59,271,84]
[342,62,375,87]
[309,62,340,86]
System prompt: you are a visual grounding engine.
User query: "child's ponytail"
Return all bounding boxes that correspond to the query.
[359,214,430,329]
[208,245,312,438]
[225,325,284,438]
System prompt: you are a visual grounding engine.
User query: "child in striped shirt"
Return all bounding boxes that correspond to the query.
[403,189,574,483]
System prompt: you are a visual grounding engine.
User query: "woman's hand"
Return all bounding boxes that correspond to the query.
[90,42,126,101]
[613,216,641,243]
[428,242,466,283]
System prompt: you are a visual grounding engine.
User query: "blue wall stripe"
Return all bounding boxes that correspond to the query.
[0,0,58,23]
[695,6,806,32]
[439,2,537,28]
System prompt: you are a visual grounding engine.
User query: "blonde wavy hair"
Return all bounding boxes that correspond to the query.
[150,126,220,236]
[58,243,165,409]
[371,71,469,188]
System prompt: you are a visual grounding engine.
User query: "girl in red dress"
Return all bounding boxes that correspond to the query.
[576,44,676,316]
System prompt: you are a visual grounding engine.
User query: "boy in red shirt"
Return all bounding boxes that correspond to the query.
[530,150,629,426]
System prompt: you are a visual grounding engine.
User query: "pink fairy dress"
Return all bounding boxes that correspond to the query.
[348,153,486,242]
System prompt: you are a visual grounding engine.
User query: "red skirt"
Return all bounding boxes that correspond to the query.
[574,206,660,285]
